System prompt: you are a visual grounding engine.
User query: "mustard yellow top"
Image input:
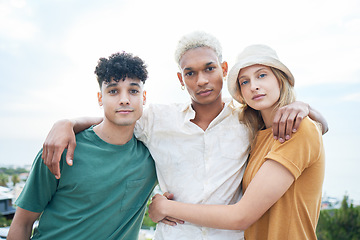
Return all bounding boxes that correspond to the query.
[243,117,325,240]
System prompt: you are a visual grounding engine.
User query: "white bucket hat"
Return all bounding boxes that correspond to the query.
[227,44,294,104]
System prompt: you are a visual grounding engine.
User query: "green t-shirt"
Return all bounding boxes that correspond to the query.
[16,126,157,239]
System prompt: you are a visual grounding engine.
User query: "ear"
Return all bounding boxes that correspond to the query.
[221,61,228,77]
[177,72,185,87]
[97,92,103,106]
[143,90,147,105]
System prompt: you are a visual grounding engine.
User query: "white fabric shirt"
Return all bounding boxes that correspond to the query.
[135,99,250,240]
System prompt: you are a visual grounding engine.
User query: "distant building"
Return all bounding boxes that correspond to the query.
[0,196,15,219]
[0,187,16,219]
[0,226,9,239]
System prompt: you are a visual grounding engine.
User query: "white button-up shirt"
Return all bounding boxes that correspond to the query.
[135,99,250,240]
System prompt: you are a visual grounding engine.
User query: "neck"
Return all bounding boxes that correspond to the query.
[260,108,276,129]
[190,97,225,131]
[93,119,135,145]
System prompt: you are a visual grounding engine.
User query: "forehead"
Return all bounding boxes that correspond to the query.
[179,47,220,70]
[239,64,270,76]
[102,77,143,88]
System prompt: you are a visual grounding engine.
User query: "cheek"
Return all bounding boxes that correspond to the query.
[133,96,144,108]
[217,79,223,89]
[273,85,281,101]
[240,88,251,103]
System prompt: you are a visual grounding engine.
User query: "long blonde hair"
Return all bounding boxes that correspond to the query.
[237,66,296,151]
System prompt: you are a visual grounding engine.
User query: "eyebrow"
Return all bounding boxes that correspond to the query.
[129,82,141,87]
[105,82,141,89]
[105,83,118,88]
[184,61,215,71]
[255,67,267,74]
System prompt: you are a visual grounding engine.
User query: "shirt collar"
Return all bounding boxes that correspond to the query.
[180,98,238,127]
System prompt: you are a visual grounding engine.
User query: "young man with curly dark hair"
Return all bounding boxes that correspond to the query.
[7,52,157,240]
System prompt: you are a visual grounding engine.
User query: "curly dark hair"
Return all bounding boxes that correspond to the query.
[94,52,148,88]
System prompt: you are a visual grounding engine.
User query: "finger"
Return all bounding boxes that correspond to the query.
[52,146,65,179]
[272,111,282,140]
[277,112,290,143]
[66,140,76,166]
[292,114,305,133]
[151,194,162,200]
[42,143,47,162]
[42,143,48,164]
[164,216,184,224]
[160,218,177,226]
[46,148,57,176]
[163,192,174,200]
[284,111,298,140]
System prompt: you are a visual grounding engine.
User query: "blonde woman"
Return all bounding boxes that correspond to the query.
[149,44,325,240]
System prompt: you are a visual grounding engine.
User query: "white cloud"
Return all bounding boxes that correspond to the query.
[10,0,27,8]
[0,1,37,41]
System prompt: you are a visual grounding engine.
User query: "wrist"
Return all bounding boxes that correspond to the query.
[162,199,173,216]
[56,119,72,127]
[70,119,77,129]
[307,103,312,113]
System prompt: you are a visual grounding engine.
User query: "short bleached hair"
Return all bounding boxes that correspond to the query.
[174,31,223,67]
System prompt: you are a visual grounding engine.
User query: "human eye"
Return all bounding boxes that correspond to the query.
[206,66,215,71]
[108,89,118,94]
[240,80,248,86]
[130,89,139,95]
[185,71,194,77]
[258,73,267,79]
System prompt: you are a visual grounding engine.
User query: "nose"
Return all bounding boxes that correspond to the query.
[119,93,130,105]
[197,72,209,86]
[250,80,259,91]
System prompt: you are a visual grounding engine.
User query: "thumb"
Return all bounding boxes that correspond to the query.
[66,141,76,166]
[163,192,174,200]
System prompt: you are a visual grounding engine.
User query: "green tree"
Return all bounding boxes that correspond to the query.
[0,214,11,227]
[142,198,157,229]
[317,195,360,240]
[0,174,8,187]
[11,174,20,187]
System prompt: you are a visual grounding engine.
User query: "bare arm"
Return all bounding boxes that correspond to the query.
[272,101,328,143]
[42,117,102,179]
[7,207,41,240]
[308,105,329,134]
[149,160,294,230]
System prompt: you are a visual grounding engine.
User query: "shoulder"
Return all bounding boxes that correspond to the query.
[296,117,322,139]
[144,102,188,114]
[74,127,98,145]
[141,102,190,123]
[275,117,323,160]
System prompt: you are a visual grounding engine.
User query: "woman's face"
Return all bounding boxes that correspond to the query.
[238,64,280,115]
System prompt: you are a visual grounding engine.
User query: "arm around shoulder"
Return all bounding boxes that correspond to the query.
[308,105,328,135]
[7,207,41,240]
[42,117,102,179]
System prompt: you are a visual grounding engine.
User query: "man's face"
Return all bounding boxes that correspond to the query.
[98,77,146,127]
[177,47,227,106]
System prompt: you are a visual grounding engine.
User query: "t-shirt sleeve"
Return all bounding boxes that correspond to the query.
[16,149,59,213]
[265,118,323,179]
[134,104,155,145]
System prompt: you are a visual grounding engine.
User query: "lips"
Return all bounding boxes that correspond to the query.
[197,88,213,96]
[115,108,134,113]
[252,94,265,100]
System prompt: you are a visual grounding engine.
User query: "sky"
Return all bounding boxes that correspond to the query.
[0,0,359,202]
